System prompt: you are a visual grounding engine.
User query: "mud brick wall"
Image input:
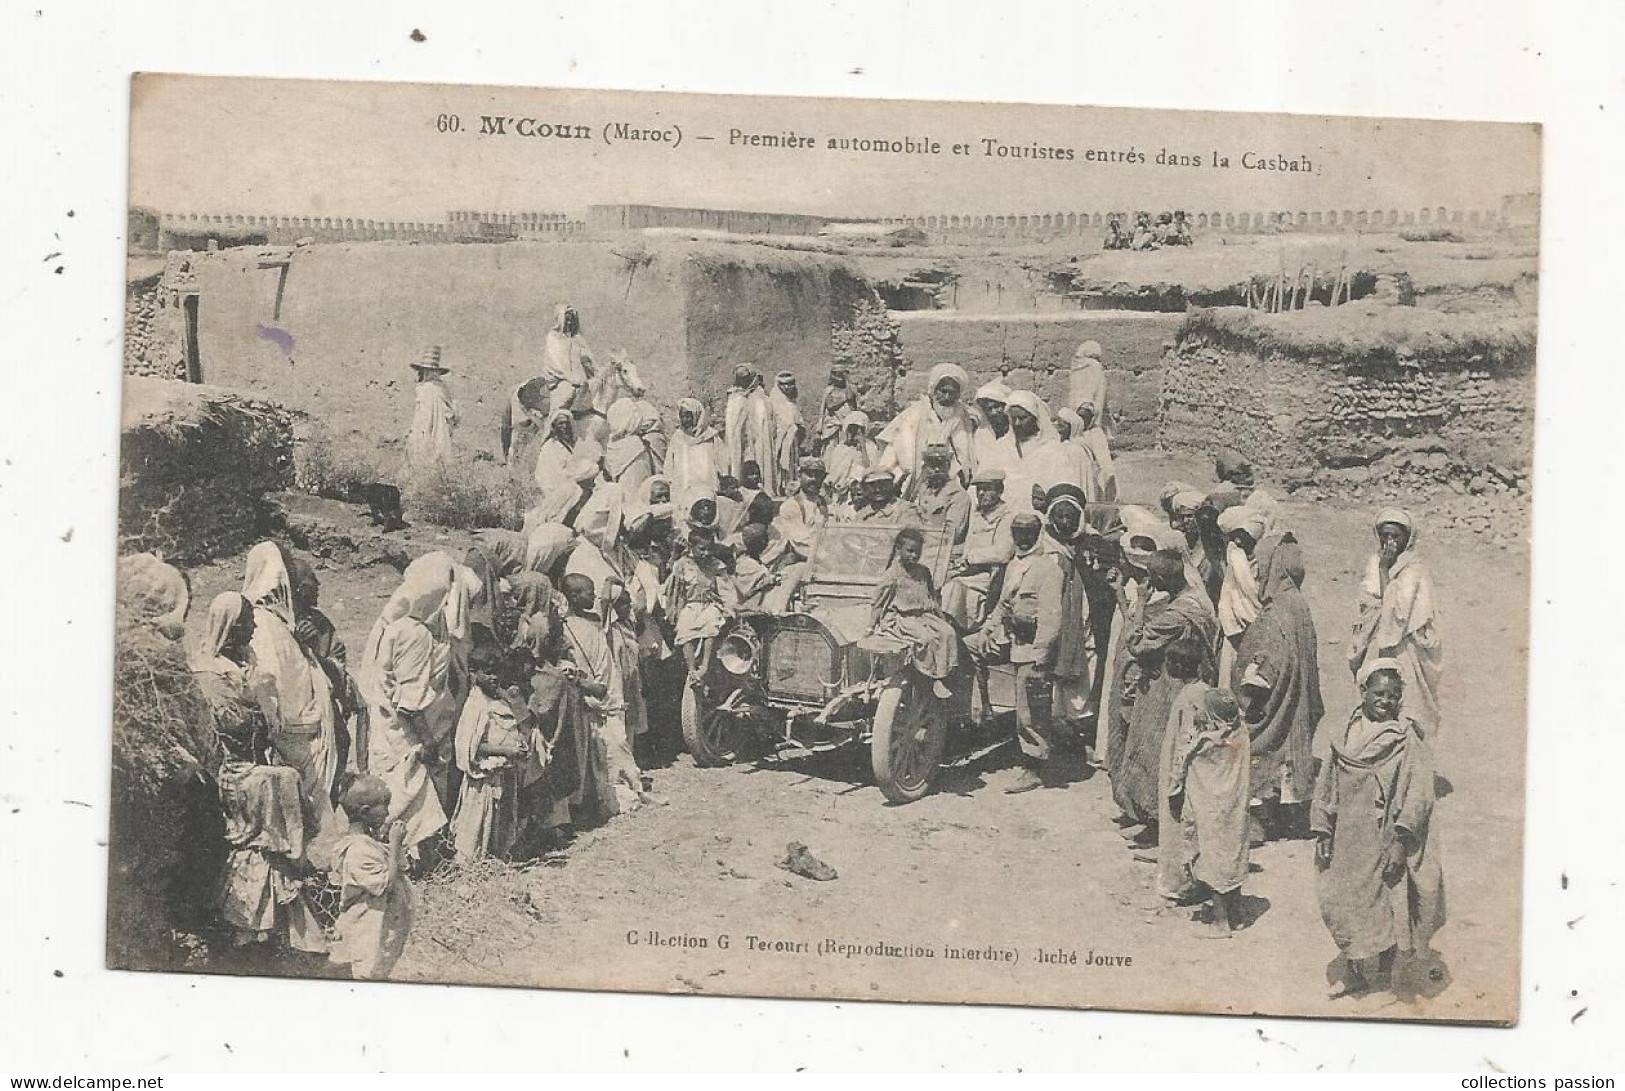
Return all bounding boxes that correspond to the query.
[891,311,1182,449]
[123,254,200,380]
[1162,314,1536,487]
[169,239,873,472]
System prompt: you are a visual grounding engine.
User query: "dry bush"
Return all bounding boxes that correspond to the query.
[294,425,383,501]
[404,459,536,530]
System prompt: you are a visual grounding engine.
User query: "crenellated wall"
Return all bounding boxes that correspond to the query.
[882,206,1507,239]
[151,210,585,251]
[587,204,832,236]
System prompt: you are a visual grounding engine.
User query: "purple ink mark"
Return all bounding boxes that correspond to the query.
[256,324,295,354]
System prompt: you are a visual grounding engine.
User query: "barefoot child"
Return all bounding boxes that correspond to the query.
[450,639,537,861]
[326,776,416,980]
[663,524,739,686]
[1313,658,1446,998]
[1157,638,1250,934]
[870,526,960,700]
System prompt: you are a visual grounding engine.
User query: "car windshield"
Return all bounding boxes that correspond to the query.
[804,521,954,593]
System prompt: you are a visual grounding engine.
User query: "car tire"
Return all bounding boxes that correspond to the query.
[681,684,737,767]
[871,673,947,804]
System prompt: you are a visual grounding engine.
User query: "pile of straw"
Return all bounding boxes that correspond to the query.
[120,377,295,563]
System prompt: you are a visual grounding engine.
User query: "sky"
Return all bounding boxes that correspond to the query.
[129,74,1541,223]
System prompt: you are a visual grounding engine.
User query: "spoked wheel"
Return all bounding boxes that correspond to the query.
[682,684,741,767]
[870,674,949,804]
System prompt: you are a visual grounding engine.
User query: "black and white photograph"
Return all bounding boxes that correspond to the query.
[107,72,1540,1025]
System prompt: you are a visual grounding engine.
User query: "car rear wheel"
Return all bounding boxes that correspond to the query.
[682,684,739,767]
[870,674,948,804]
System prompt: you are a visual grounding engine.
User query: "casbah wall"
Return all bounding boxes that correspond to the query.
[186,239,874,467]
[678,246,873,419]
[891,310,1183,449]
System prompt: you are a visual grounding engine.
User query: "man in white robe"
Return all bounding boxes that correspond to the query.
[723,364,780,496]
[405,348,455,470]
[768,371,804,493]
[876,362,978,499]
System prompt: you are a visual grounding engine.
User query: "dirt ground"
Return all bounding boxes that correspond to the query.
[183,447,1529,1023]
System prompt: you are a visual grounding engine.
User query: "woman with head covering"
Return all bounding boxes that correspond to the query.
[1349,508,1442,738]
[357,551,473,856]
[242,541,341,840]
[198,590,329,953]
[1313,658,1446,998]
[1113,548,1219,839]
[877,363,978,499]
[503,375,552,468]
[602,398,667,493]
[288,557,360,782]
[1232,525,1323,839]
[118,552,191,640]
[665,397,722,499]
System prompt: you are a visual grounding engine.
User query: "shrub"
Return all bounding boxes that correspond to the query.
[294,425,383,501]
[405,459,536,530]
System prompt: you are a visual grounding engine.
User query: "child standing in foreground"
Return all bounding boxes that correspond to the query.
[664,524,740,686]
[326,776,416,981]
[1313,658,1447,998]
[450,640,539,862]
[1157,636,1250,934]
[870,526,959,700]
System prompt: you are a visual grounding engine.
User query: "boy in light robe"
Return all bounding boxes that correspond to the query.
[943,469,1015,629]
[450,640,537,861]
[1349,508,1443,738]
[1158,652,1250,934]
[558,574,643,817]
[326,777,416,981]
[1313,660,1446,999]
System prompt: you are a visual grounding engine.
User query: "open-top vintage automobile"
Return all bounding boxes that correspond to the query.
[680,517,1019,803]
[679,499,1131,802]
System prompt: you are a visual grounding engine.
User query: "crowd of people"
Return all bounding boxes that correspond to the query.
[137,300,1450,997]
[1104,211,1195,251]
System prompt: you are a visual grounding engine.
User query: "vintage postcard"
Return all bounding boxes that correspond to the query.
[114,73,1537,1023]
